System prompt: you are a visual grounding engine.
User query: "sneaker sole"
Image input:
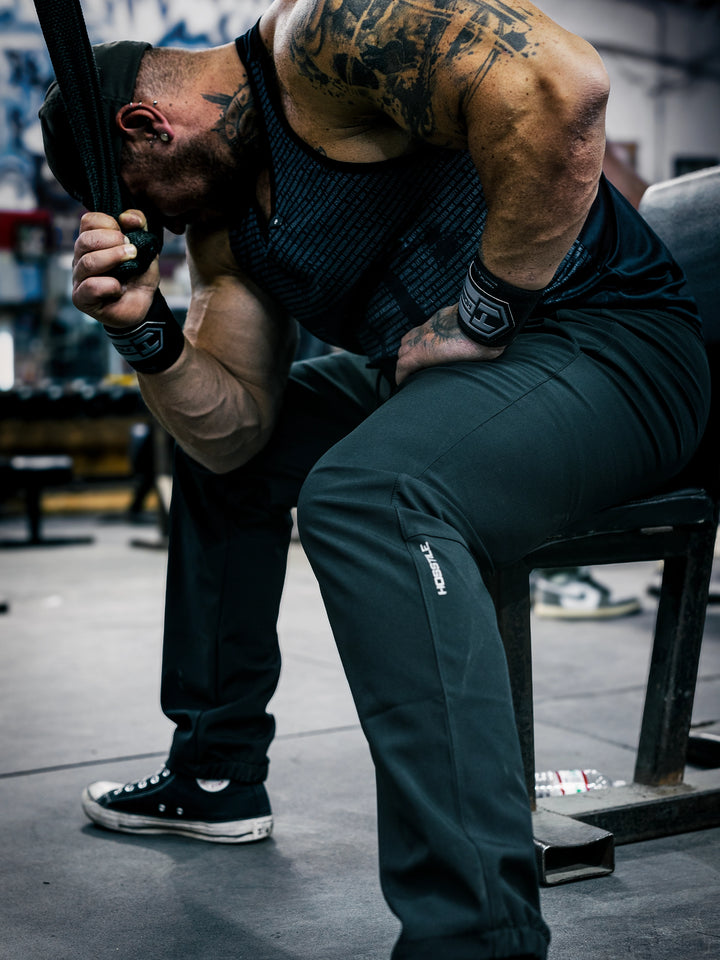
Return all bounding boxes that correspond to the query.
[81,789,273,844]
[534,600,641,620]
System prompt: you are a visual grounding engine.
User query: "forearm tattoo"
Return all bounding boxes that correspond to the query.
[289,0,537,138]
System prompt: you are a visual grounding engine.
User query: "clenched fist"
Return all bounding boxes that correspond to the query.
[72,209,159,328]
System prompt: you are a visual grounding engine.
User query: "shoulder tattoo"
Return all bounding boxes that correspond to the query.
[288,0,538,137]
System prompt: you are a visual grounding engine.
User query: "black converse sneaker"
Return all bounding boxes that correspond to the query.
[81,767,273,843]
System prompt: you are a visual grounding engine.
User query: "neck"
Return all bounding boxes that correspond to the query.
[203,84,260,158]
[195,47,264,171]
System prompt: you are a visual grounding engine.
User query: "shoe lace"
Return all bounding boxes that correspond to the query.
[114,766,171,796]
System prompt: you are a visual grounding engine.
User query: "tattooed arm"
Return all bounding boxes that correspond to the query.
[397,1,607,380]
[276,0,608,381]
[282,0,608,281]
[452,6,609,288]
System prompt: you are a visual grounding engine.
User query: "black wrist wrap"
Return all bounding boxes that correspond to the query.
[103,290,184,374]
[457,257,542,346]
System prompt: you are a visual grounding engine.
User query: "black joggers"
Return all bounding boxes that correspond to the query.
[160,306,710,960]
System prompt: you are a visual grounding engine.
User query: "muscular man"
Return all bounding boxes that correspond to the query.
[40,3,710,958]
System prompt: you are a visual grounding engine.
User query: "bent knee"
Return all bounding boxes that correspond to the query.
[297,459,401,548]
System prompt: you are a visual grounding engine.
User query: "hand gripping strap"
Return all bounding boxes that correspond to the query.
[103,290,184,374]
[457,257,542,346]
[116,229,162,281]
[33,0,162,280]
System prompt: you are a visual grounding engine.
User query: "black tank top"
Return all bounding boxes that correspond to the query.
[229,22,699,365]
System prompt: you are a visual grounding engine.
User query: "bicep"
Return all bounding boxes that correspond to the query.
[138,229,297,473]
[184,269,296,407]
[185,224,297,406]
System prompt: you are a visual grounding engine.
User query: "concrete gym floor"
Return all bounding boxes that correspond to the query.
[1,510,719,960]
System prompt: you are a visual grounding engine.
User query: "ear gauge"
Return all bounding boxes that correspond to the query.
[159,132,170,142]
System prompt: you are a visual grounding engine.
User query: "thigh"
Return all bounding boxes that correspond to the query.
[172,349,388,519]
[307,310,710,568]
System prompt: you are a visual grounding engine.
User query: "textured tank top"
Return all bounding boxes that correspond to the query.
[229,22,698,365]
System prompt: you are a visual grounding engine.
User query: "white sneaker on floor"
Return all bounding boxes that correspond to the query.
[532,567,641,620]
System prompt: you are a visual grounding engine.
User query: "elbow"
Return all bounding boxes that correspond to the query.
[573,76,609,153]
[158,391,277,475]
[564,36,610,118]
[543,40,609,146]
[568,51,610,157]
[553,63,610,207]
[580,47,610,114]
[181,421,274,475]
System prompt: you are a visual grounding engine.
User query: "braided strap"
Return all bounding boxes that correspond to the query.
[103,290,184,374]
[457,256,542,347]
[114,229,161,281]
[33,0,162,279]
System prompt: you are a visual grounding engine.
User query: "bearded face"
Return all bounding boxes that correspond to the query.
[120,88,266,234]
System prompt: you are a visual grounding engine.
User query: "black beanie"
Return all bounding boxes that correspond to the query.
[39,40,151,209]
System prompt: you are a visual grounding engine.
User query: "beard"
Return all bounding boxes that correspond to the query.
[182,133,260,216]
[131,129,266,233]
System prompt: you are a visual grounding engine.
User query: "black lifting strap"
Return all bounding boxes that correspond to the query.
[33,0,160,279]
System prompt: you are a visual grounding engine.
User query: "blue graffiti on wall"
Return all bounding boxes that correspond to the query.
[0,0,268,211]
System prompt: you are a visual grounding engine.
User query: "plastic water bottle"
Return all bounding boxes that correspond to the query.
[534,769,616,798]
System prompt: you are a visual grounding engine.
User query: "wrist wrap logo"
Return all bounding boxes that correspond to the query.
[105,320,165,362]
[459,285,514,340]
[458,264,515,342]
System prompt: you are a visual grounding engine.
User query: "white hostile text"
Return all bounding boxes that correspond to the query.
[419,541,448,596]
